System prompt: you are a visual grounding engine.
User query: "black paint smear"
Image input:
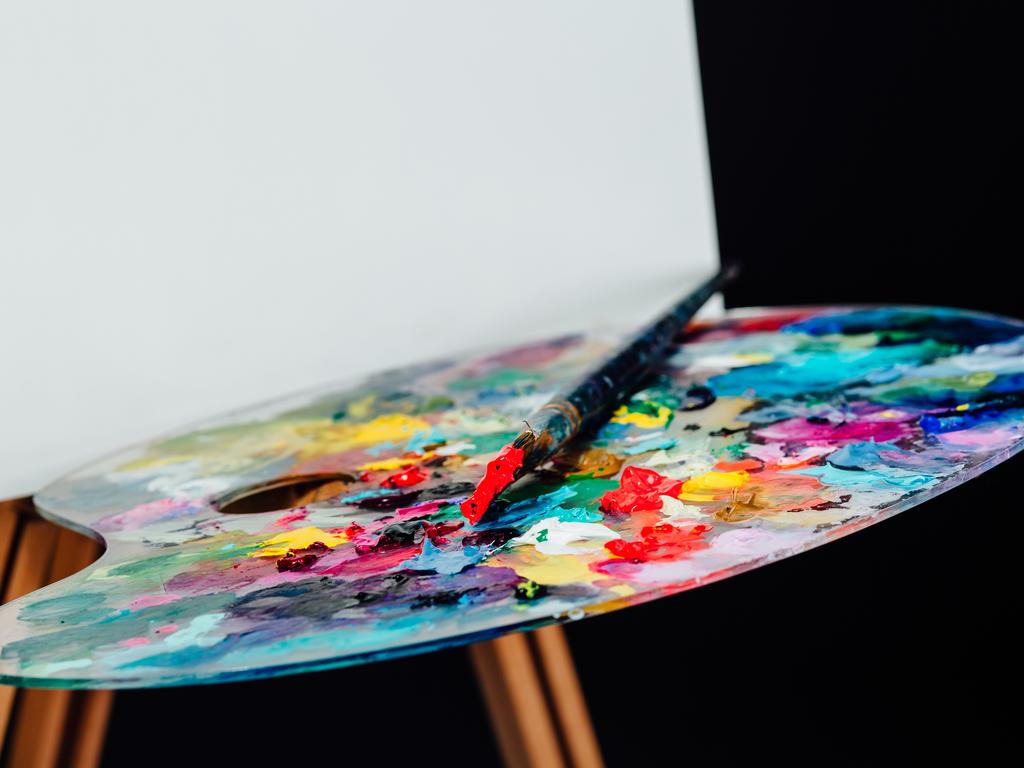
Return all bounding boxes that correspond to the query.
[462,527,518,549]
[370,521,426,550]
[708,426,747,437]
[276,541,330,572]
[680,385,717,411]
[411,590,480,610]
[417,481,476,501]
[355,489,423,510]
[810,494,853,512]
[230,573,415,621]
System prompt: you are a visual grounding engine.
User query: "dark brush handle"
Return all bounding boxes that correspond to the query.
[514,265,736,473]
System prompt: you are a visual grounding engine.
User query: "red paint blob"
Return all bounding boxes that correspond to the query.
[461,444,526,524]
[424,519,464,544]
[381,466,429,489]
[604,522,712,562]
[599,465,684,514]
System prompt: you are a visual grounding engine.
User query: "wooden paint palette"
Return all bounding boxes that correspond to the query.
[2,305,1023,688]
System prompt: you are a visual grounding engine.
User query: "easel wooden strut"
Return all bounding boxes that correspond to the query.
[471,627,604,768]
[0,498,113,768]
[0,497,603,767]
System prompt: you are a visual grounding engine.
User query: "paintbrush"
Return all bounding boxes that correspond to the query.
[460,265,737,523]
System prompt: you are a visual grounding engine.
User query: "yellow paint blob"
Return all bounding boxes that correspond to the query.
[116,454,199,472]
[294,414,431,458]
[357,453,434,472]
[610,404,673,429]
[251,526,348,558]
[345,394,377,420]
[678,470,750,502]
[734,352,775,365]
[483,549,601,586]
[675,396,753,433]
[962,371,997,388]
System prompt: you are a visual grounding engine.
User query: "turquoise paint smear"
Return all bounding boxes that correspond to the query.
[622,436,678,455]
[792,463,936,493]
[338,488,401,503]
[793,440,958,492]
[709,340,957,398]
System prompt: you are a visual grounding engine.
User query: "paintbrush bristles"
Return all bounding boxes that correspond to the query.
[512,430,537,451]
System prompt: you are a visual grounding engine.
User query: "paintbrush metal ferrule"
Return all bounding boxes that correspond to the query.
[460,266,735,524]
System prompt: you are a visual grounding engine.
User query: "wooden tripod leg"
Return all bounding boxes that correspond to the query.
[530,626,604,768]
[0,508,59,751]
[63,689,115,768]
[6,527,106,768]
[1,499,113,768]
[470,633,566,768]
[470,626,603,768]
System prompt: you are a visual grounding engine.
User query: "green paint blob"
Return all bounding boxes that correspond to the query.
[448,369,544,392]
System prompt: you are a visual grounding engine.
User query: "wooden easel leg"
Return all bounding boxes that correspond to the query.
[530,626,604,768]
[470,626,604,768]
[1,505,59,751]
[64,690,114,768]
[1,498,112,768]
[470,632,566,768]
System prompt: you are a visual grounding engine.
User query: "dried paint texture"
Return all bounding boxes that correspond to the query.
[3,306,1024,688]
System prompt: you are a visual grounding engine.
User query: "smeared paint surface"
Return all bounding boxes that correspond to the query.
[4,306,1024,689]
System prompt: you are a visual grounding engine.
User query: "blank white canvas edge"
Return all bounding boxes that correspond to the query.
[0,1,719,499]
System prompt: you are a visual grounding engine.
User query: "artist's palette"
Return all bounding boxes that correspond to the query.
[3,306,1024,688]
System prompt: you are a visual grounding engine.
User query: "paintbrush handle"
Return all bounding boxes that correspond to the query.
[461,266,735,523]
[515,265,735,469]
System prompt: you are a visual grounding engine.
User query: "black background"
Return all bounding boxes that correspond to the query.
[102,3,1020,765]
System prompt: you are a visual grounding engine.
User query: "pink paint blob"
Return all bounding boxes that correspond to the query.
[128,594,181,610]
[118,637,151,648]
[937,425,1021,450]
[274,509,309,527]
[755,416,915,446]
